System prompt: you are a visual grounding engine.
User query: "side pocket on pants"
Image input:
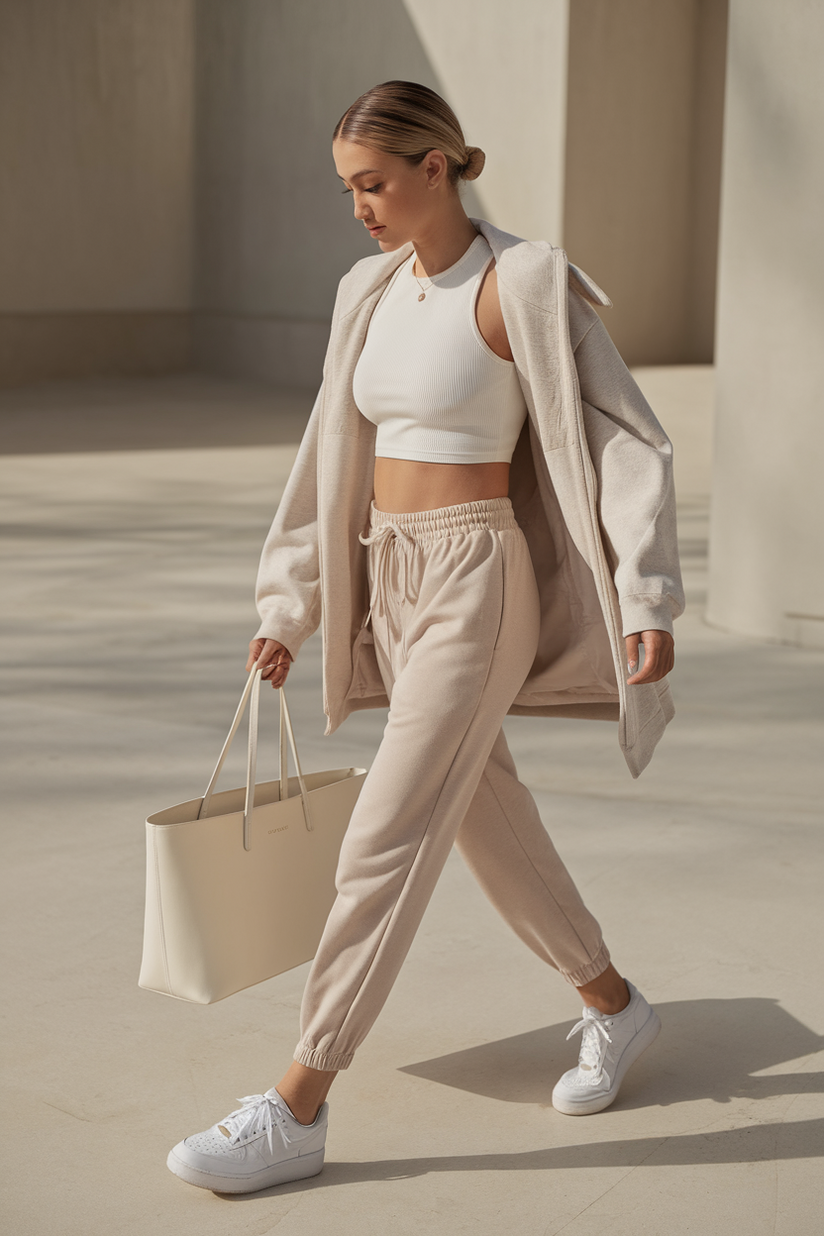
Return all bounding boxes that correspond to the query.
[491,532,510,652]
[346,624,384,699]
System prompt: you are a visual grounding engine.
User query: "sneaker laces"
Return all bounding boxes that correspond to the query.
[566,1010,613,1086]
[219,1090,293,1154]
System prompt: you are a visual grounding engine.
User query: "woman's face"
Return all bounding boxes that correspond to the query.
[332,139,448,250]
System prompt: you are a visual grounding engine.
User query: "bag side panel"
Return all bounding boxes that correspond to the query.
[139,769,366,1004]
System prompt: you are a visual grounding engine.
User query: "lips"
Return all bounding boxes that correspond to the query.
[367,224,385,234]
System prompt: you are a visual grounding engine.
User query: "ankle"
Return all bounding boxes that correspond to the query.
[590,986,630,1017]
[576,970,630,1017]
[276,1061,337,1126]
[276,1089,320,1127]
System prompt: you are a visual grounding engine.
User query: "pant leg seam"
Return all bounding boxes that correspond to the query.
[480,765,603,969]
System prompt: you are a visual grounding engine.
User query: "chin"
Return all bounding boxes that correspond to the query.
[377,234,407,252]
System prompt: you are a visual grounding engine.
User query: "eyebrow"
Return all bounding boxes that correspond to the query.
[337,169,382,182]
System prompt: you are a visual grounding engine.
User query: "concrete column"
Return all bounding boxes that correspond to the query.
[707,0,824,648]
[563,0,728,366]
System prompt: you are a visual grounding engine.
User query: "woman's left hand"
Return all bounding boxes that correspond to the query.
[625,630,675,684]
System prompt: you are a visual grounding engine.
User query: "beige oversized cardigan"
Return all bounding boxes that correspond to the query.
[254,218,685,777]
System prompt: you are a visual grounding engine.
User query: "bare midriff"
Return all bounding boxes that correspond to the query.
[373,457,510,514]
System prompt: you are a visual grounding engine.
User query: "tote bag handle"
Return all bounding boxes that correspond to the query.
[198,667,312,850]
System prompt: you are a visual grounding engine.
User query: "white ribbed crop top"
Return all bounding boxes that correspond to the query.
[352,233,528,464]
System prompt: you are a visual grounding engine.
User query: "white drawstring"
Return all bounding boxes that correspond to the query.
[566,1010,614,1086]
[219,1091,293,1154]
[358,520,414,627]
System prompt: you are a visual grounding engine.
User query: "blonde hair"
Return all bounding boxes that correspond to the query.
[333,80,485,187]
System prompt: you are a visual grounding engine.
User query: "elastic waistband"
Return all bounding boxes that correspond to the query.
[368,496,517,540]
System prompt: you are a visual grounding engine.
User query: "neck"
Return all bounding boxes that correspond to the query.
[411,209,480,279]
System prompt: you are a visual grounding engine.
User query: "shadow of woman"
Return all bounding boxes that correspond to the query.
[396,996,824,1110]
[217,1115,824,1199]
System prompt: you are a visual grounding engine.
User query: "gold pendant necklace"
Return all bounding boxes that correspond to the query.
[413,260,433,302]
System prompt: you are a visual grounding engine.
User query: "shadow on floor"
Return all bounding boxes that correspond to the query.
[218,1118,824,1200]
[397,998,823,1109]
[217,997,823,1200]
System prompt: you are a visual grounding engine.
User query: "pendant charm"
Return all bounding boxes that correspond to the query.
[418,292,426,301]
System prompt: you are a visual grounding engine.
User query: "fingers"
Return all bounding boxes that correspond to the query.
[625,633,641,679]
[246,637,293,689]
[263,654,292,689]
[626,631,675,685]
[245,637,267,672]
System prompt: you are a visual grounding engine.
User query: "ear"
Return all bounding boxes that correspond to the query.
[422,148,449,189]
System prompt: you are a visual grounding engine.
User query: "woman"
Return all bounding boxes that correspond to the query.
[167,81,683,1194]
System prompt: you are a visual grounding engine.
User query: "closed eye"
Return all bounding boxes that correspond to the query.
[340,185,381,194]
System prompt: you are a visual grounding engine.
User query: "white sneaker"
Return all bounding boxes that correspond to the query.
[552,979,661,1115]
[167,1088,328,1193]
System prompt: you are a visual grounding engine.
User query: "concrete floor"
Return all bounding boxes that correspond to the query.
[1,369,822,1235]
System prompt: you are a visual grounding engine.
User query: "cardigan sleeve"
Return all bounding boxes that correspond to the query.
[571,295,686,638]
[253,384,323,657]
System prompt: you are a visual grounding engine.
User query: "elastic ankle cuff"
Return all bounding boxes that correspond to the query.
[294,1044,354,1071]
[561,941,611,987]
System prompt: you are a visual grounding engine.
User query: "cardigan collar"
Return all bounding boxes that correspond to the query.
[335,217,611,319]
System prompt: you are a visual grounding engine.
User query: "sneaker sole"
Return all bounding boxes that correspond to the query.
[166,1146,325,1193]
[552,1008,661,1116]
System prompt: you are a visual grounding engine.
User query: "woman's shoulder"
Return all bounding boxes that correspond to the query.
[334,245,414,313]
[473,218,556,273]
[475,220,612,315]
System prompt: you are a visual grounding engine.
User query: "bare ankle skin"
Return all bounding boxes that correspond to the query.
[276,1061,338,1125]
[576,963,630,1016]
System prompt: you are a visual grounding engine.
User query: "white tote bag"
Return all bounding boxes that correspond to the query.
[139,668,367,1004]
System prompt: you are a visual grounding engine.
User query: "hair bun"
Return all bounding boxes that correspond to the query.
[461,146,486,181]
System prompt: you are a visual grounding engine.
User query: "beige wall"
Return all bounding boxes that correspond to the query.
[192,0,568,386]
[0,0,728,386]
[707,0,824,649]
[563,0,727,366]
[0,0,194,383]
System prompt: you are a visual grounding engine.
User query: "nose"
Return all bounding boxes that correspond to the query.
[353,194,372,223]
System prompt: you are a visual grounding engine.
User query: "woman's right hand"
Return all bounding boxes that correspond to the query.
[246,637,293,689]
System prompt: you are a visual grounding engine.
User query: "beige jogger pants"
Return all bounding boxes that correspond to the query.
[294,497,609,1072]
